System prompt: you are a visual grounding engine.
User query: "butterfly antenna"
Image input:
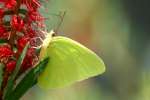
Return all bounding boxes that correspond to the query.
[44,11,66,36]
[54,11,66,34]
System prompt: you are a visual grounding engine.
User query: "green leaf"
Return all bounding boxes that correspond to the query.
[0,39,7,44]
[3,43,29,100]
[0,63,4,88]
[38,36,105,89]
[6,58,49,100]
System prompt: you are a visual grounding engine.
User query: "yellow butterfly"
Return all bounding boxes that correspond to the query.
[38,31,105,89]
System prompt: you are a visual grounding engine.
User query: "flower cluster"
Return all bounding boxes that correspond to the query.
[0,0,45,90]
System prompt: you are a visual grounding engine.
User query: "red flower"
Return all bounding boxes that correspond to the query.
[0,8,4,18]
[5,0,17,9]
[0,32,10,39]
[21,48,37,71]
[22,0,40,11]
[0,0,17,9]
[0,25,10,39]
[27,10,44,27]
[24,27,38,38]
[0,45,13,62]
[0,0,45,73]
[6,60,16,73]
[0,25,6,33]
[11,15,24,31]
[17,36,30,52]
[28,10,43,22]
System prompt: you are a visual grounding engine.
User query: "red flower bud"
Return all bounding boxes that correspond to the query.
[0,8,4,18]
[11,15,24,31]
[0,26,10,39]
[0,45,13,62]
[22,0,40,10]
[0,0,17,9]
[6,60,16,73]
[21,48,38,71]
[5,0,17,9]
[17,36,29,52]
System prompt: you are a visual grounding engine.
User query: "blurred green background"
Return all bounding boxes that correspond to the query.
[22,0,150,100]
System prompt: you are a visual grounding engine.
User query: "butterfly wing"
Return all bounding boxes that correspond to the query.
[38,36,105,89]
